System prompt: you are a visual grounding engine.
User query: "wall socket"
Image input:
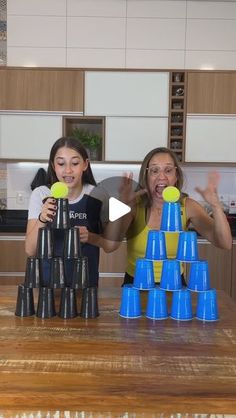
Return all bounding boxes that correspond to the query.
[16,191,25,205]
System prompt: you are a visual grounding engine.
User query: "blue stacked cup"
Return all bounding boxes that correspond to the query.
[145,230,167,260]
[196,288,219,321]
[159,259,182,291]
[187,260,210,292]
[133,258,155,290]
[170,288,193,321]
[176,231,199,262]
[146,287,168,320]
[119,285,142,319]
[160,202,183,232]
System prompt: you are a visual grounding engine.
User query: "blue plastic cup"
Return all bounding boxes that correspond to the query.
[146,287,168,320]
[159,259,182,291]
[196,289,219,321]
[170,289,193,321]
[133,258,155,290]
[187,260,210,291]
[145,230,167,260]
[119,285,142,318]
[176,231,199,262]
[160,202,183,232]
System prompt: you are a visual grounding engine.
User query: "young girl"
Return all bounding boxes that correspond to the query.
[25,136,104,287]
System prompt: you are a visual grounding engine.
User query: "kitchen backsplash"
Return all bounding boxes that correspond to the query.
[3,162,236,212]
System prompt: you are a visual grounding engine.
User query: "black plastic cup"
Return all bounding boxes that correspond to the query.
[64,258,76,287]
[37,227,53,259]
[49,257,65,289]
[51,198,71,229]
[58,287,78,319]
[36,287,56,319]
[71,256,90,289]
[63,227,81,258]
[80,286,99,319]
[39,258,52,287]
[15,284,35,317]
[24,256,41,288]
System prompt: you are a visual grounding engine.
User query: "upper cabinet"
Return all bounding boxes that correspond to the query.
[0,68,84,112]
[84,71,169,117]
[185,71,236,163]
[0,114,62,159]
[187,71,236,114]
[84,71,169,161]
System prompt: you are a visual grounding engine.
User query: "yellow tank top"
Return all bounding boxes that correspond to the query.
[126,198,187,283]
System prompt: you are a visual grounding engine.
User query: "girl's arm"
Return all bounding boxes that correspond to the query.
[186,172,232,250]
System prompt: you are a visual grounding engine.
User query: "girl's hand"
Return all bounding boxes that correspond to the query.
[39,197,57,222]
[195,172,221,208]
[78,226,89,243]
[119,172,147,207]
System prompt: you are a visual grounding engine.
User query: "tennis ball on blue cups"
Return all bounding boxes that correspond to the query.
[162,186,180,203]
[50,182,69,199]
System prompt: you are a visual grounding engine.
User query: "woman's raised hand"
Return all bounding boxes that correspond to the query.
[195,171,221,208]
[119,172,147,207]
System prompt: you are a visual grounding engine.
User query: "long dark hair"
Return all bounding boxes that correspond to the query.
[46,137,96,187]
[138,147,185,207]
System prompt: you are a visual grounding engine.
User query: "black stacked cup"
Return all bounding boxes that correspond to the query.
[16,190,99,320]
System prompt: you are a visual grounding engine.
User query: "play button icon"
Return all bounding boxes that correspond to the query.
[109,197,131,222]
[88,175,146,242]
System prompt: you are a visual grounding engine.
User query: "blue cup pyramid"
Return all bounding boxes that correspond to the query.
[119,189,219,322]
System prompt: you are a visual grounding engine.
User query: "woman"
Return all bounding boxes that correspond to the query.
[25,136,105,287]
[108,147,232,285]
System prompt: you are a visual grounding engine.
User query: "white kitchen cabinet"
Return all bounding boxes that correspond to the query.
[185,115,236,163]
[85,71,169,117]
[0,114,62,159]
[105,116,168,161]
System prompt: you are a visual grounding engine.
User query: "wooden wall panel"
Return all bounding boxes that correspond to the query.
[187,72,236,114]
[231,243,236,302]
[198,242,232,296]
[0,239,27,272]
[99,242,127,273]
[0,68,84,112]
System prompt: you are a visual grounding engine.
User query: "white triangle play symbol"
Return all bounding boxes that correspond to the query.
[109,197,131,222]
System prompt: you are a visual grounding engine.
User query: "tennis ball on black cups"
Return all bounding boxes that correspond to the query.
[50,182,69,199]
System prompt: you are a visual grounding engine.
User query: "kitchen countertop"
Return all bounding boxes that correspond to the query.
[0,284,236,414]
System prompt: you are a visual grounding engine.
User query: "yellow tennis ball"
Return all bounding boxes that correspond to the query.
[50,182,69,199]
[162,186,180,203]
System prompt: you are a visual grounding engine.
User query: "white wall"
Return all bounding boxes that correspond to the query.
[6,162,236,210]
[7,0,236,70]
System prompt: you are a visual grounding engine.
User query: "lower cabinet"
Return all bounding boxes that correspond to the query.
[231,244,236,302]
[198,241,233,299]
[0,235,27,284]
[0,235,235,303]
[99,242,127,275]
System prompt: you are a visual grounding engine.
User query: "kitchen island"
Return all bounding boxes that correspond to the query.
[0,283,236,416]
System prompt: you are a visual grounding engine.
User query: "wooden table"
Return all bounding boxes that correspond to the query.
[0,282,236,416]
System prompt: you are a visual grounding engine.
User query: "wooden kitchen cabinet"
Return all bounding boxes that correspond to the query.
[0,68,84,112]
[0,234,27,284]
[99,241,127,274]
[231,242,236,302]
[187,71,236,114]
[198,241,232,296]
